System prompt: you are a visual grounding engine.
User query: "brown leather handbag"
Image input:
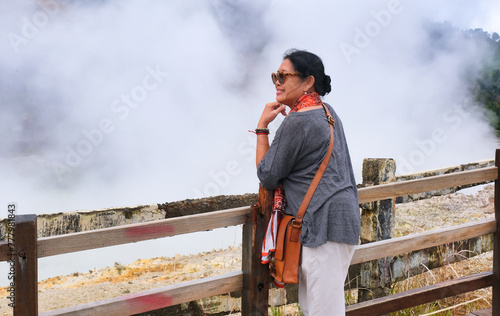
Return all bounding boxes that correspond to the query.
[270,103,335,285]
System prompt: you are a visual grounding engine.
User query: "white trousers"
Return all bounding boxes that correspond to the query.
[299,241,356,316]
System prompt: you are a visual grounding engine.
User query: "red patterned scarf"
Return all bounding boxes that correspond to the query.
[261,185,286,263]
[261,184,286,288]
[289,91,323,113]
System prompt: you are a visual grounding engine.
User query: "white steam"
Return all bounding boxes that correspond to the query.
[0,0,498,284]
[1,0,497,214]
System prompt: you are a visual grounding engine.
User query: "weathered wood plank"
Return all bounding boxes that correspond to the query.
[14,215,38,316]
[358,166,498,203]
[396,160,495,203]
[344,233,494,293]
[37,206,250,258]
[40,271,243,316]
[351,219,496,265]
[0,167,491,262]
[242,185,272,316]
[0,241,11,261]
[346,271,494,316]
[493,149,500,316]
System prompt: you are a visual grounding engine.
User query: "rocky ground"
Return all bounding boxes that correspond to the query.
[0,184,495,315]
[395,184,494,236]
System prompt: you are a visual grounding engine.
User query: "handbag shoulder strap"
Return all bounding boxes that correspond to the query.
[294,103,335,226]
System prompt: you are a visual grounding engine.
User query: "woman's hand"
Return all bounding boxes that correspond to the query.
[258,102,287,128]
[255,102,287,167]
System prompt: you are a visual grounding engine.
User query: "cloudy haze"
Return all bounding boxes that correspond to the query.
[0,0,499,283]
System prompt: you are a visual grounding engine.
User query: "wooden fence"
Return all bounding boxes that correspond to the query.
[3,150,499,316]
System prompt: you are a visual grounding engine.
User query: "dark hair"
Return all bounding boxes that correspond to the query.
[283,49,331,96]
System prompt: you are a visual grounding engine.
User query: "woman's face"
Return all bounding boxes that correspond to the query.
[275,59,310,107]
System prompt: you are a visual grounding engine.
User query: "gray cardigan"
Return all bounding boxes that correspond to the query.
[257,104,360,247]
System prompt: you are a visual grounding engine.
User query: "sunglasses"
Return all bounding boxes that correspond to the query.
[271,71,300,85]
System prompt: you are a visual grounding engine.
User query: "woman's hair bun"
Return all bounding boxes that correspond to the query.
[283,49,331,96]
[323,75,332,95]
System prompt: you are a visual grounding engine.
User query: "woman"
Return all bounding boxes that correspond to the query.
[255,49,360,315]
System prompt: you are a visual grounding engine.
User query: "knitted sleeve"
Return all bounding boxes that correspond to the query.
[257,115,306,190]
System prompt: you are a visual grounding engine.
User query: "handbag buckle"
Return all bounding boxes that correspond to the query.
[291,219,301,229]
[327,115,335,125]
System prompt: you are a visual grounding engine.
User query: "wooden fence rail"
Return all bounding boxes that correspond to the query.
[41,272,243,316]
[350,218,496,265]
[358,166,497,203]
[3,152,499,315]
[346,271,495,315]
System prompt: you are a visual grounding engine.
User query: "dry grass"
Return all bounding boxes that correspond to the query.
[389,251,493,315]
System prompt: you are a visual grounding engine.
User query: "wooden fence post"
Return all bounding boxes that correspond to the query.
[242,185,273,316]
[493,149,500,315]
[358,158,396,302]
[14,214,38,316]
